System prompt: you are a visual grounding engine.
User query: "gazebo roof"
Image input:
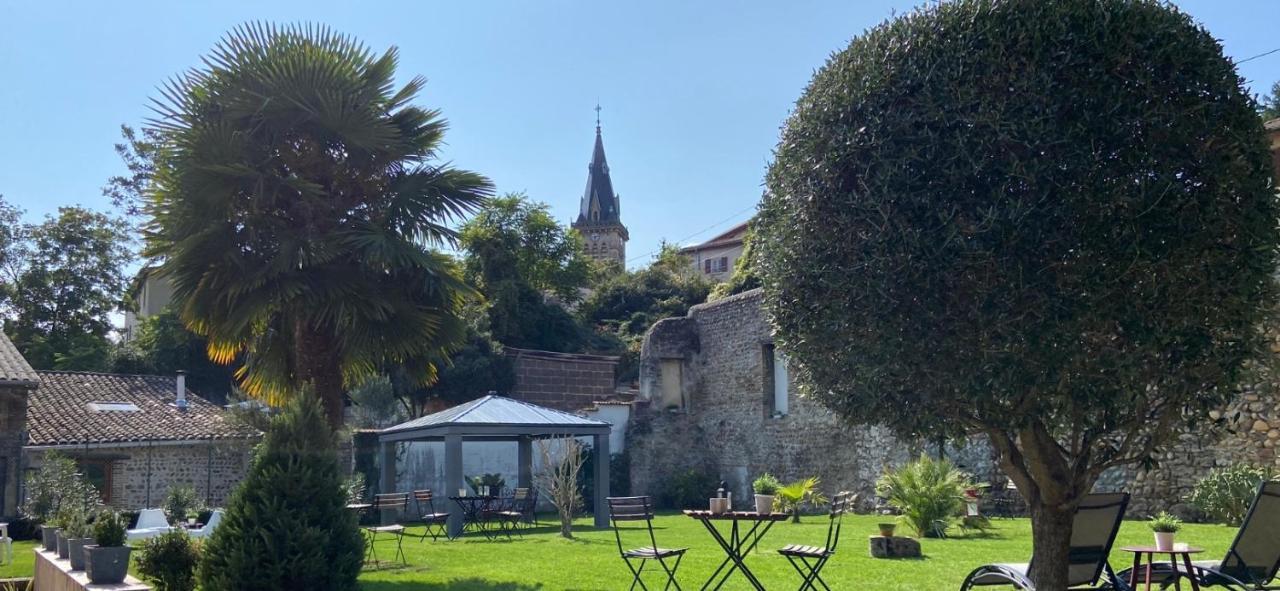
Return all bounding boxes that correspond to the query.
[378,394,610,442]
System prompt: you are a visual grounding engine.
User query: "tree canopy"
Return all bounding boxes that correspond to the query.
[145,23,491,425]
[756,1,1278,588]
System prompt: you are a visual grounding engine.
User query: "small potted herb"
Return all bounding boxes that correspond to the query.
[752,473,782,515]
[1149,512,1182,551]
[878,522,897,538]
[84,511,131,584]
[63,510,94,571]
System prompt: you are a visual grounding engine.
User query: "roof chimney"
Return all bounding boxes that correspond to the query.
[176,370,188,412]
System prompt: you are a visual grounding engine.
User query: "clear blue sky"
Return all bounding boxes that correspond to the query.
[2,0,1278,268]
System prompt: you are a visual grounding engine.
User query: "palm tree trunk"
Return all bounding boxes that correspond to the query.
[295,321,346,428]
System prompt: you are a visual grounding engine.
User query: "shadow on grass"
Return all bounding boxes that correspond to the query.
[362,578,544,591]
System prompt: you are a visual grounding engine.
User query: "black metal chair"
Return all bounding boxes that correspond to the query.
[960,492,1132,590]
[1121,481,1280,590]
[496,488,536,535]
[608,496,688,591]
[363,492,410,565]
[776,491,855,591]
[413,489,450,542]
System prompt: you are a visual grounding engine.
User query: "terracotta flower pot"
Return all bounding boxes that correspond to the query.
[878,523,897,537]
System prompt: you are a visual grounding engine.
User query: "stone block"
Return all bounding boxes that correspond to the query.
[869,535,921,559]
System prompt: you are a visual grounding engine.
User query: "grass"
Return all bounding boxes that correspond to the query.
[0,514,1242,590]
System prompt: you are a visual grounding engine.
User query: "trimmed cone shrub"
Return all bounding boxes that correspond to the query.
[197,395,363,590]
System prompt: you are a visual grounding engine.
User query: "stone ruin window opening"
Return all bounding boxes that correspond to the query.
[659,358,685,411]
[763,344,789,419]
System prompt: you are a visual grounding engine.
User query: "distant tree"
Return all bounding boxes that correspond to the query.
[5,207,131,371]
[103,125,163,223]
[1261,80,1280,121]
[756,1,1277,589]
[145,23,491,426]
[112,308,236,402]
[388,301,515,416]
[346,375,406,428]
[460,194,593,350]
[0,195,24,311]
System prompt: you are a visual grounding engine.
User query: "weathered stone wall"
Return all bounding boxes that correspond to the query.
[0,385,31,517]
[26,439,256,510]
[506,347,619,411]
[632,290,943,508]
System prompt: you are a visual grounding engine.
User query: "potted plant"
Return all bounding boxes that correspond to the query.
[40,521,59,552]
[52,511,71,559]
[84,511,131,585]
[63,510,94,571]
[752,473,782,515]
[163,484,202,527]
[878,522,897,537]
[1149,512,1182,551]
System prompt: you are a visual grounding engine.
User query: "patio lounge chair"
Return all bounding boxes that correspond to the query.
[186,510,223,539]
[608,496,688,591]
[960,492,1132,590]
[777,491,856,591]
[126,508,176,542]
[412,489,450,542]
[1119,481,1280,590]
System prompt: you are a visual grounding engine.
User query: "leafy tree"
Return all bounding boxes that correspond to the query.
[5,207,131,371]
[103,124,164,223]
[0,195,22,309]
[145,23,491,425]
[198,393,363,590]
[116,308,236,402]
[1260,81,1280,121]
[347,374,406,428]
[755,1,1278,588]
[579,244,711,382]
[460,193,592,350]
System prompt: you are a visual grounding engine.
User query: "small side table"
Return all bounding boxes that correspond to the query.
[1121,545,1203,591]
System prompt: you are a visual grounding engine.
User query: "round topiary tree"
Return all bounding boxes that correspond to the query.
[197,394,364,590]
[756,1,1278,589]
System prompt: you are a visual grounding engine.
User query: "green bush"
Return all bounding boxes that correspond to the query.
[136,531,201,591]
[876,455,968,538]
[163,484,202,525]
[1188,464,1275,525]
[21,452,100,524]
[93,511,127,547]
[197,395,364,590]
[658,469,719,510]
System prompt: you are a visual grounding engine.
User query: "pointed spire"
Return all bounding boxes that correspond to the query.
[576,107,619,227]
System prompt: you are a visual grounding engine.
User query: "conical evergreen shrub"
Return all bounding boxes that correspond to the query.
[198,394,364,590]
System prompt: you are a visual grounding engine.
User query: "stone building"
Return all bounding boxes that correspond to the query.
[571,117,629,265]
[23,371,259,509]
[505,347,621,412]
[121,266,176,343]
[0,332,38,518]
[630,289,944,507]
[678,221,749,283]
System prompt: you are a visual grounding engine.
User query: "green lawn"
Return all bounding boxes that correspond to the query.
[0,515,1241,590]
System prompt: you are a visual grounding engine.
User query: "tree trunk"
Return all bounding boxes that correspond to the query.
[295,321,346,428]
[1027,500,1075,591]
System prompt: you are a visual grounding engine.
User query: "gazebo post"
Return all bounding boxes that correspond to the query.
[593,432,610,528]
[517,436,532,490]
[380,440,396,525]
[445,433,464,538]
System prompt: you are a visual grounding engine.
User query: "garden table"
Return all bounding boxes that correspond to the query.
[1121,545,1204,591]
[449,495,506,538]
[684,510,789,590]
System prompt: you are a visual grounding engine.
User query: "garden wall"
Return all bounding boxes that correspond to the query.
[505,347,620,412]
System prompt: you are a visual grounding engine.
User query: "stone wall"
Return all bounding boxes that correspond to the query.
[632,290,952,508]
[506,347,620,411]
[0,385,31,517]
[26,439,256,510]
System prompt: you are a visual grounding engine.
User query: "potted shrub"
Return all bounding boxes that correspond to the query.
[878,522,897,537]
[40,522,59,552]
[163,484,202,527]
[84,511,131,585]
[1149,512,1182,551]
[53,511,71,559]
[63,510,94,571]
[752,473,782,515]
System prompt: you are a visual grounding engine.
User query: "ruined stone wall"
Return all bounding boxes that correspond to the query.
[26,439,256,510]
[506,348,619,411]
[631,290,927,509]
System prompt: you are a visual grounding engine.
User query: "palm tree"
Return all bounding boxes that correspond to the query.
[145,23,492,426]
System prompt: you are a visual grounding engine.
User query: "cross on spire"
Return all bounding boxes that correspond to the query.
[595,103,602,131]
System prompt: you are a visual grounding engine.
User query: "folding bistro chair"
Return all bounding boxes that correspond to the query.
[496,488,534,536]
[1121,481,1280,590]
[960,492,1132,590]
[413,489,451,542]
[777,491,856,591]
[363,492,410,565]
[608,496,688,591]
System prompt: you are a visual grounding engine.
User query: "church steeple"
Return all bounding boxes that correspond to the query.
[572,106,628,264]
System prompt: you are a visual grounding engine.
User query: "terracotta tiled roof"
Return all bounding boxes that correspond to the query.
[26,371,259,447]
[0,332,38,386]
